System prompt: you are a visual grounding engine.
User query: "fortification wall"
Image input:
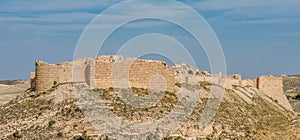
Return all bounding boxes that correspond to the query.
[35,60,59,92]
[241,79,257,87]
[33,56,293,112]
[94,56,178,92]
[198,76,209,84]
[85,59,96,88]
[225,79,241,89]
[183,76,201,84]
[224,74,242,89]
[35,59,89,92]
[94,56,114,89]
[129,60,177,91]
[257,76,293,111]
[30,72,36,89]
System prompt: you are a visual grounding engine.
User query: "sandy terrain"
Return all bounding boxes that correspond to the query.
[0,80,30,106]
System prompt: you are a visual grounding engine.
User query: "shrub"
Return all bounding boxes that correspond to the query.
[73,131,93,140]
[92,88,100,93]
[175,82,181,88]
[232,84,238,89]
[108,87,114,92]
[131,87,139,93]
[57,132,63,137]
[163,136,185,140]
[199,81,212,87]
[13,131,22,138]
[53,81,58,86]
[48,120,56,127]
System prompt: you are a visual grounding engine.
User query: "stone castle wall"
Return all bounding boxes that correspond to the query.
[35,60,60,92]
[31,55,292,111]
[241,79,257,87]
[224,74,242,89]
[30,72,36,90]
[34,56,178,92]
[257,76,293,111]
[94,56,178,92]
[34,59,89,92]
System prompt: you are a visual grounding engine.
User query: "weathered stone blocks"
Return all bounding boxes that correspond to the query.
[31,55,293,111]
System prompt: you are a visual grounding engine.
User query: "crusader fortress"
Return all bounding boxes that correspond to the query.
[30,55,293,111]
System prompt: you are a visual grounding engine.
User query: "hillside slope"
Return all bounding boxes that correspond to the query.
[0,82,299,139]
[283,75,300,113]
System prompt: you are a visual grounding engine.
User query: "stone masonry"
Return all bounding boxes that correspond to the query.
[30,55,293,111]
[33,56,178,93]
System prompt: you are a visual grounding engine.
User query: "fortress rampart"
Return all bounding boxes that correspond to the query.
[257,76,293,111]
[33,56,178,93]
[94,56,177,91]
[34,58,88,92]
[31,55,293,111]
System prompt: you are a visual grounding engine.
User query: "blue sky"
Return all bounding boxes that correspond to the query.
[0,0,300,80]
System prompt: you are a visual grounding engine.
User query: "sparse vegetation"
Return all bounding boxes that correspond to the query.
[0,81,299,139]
[199,81,212,92]
[175,82,181,88]
[95,87,178,122]
[108,87,114,92]
[48,120,56,127]
[163,136,185,140]
[53,81,58,86]
[232,84,239,89]
[283,75,300,112]
[73,131,93,140]
[199,81,212,87]
[12,131,22,138]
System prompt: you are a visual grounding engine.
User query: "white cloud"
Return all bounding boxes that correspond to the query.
[190,0,300,11]
[122,20,170,28]
[188,0,300,22]
[0,0,195,32]
[0,12,96,24]
[0,0,121,12]
[239,18,300,24]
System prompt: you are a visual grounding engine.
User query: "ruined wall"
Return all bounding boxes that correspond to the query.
[241,79,257,87]
[183,76,200,84]
[85,59,96,88]
[128,59,178,91]
[94,56,114,89]
[30,72,36,89]
[257,76,293,111]
[94,56,178,92]
[225,79,240,89]
[72,58,90,83]
[198,76,211,83]
[224,74,242,89]
[35,59,89,92]
[173,63,204,85]
[35,60,60,92]
[33,56,293,112]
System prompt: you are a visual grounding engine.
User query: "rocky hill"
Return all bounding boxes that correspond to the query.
[283,75,300,113]
[283,75,300,95]
[0,81,299,139]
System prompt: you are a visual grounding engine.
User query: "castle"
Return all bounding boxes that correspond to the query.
[30,55,293,111]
